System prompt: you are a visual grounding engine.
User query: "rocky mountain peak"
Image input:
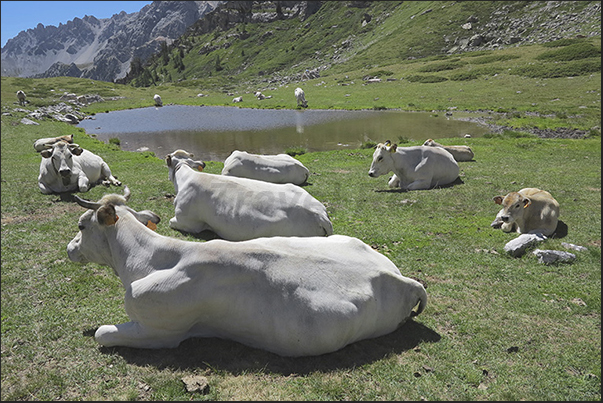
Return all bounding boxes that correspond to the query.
[1,1,220,82]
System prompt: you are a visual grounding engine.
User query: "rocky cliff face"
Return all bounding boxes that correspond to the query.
[1,1,219,82]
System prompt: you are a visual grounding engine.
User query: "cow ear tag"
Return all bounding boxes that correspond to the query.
[146,220,157,231]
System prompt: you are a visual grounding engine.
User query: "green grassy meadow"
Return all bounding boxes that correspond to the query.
[1,54,601,401]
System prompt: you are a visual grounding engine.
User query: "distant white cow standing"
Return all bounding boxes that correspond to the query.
[154,94,163,107]
[491,187,560,236]
[368,140,459,191]
[38,141,121,194]
[166,149,332,240]
[221,150,310,185]
[67,188,427,356]
[295,87,307,108]
[16,90,27,106]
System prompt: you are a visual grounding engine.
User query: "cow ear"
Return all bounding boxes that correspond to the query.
[68,144,83,155]
[384,140,391,147]
[493,196,504,205]
[40,149,53,158]
[523,198,531,208]
[390,144,398,152]
[96,204,118,226]
[195,160,206,171]
[165,155,172,167]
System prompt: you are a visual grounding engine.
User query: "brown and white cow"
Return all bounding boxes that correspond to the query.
[491,188,560,236]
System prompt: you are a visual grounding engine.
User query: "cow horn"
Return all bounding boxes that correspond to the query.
[73,195,102,210]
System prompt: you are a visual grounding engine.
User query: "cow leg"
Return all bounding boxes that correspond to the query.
[405,179,431,191]
[491,208,504,229]
[388,174,401,188]
[38,181,55,195]
[95,321,185,349]
[100,163,121,187]
[78,174,91,193]
[169,216,211,234]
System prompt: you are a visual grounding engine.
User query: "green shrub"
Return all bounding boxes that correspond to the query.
[449,71,478,81]
[510,59,601,78]
[405,74,448,83]
[108,137,121,146]
[360,140,377,149]
[541,38,587,48]
[469,54,520,64]
[417,59,465,72]
[536,42,601,61]
[284,146,307,156]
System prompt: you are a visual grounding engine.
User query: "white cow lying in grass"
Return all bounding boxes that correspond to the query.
[67,188,427,356]
[221,150,310,185]
[295,87,307,108]
[38,140,121,194]
[422,139,475,162]
[33,134,74,152]
[368,140,460,191]
[491,187,560,236]
[166,149,333,240]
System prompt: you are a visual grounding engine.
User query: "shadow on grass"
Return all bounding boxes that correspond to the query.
[551,220,568,239]
[374,176,465,193]
[89,320,440,375]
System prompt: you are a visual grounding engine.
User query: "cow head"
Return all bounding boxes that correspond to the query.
[368,140,397,178]
[492,191,531,225]
[165,150,206,182]
[40,141,83,185]
[68,186,161,265]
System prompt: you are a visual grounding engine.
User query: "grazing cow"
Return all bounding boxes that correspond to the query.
[368,140,460,191]
[422,139,475,162]
[38,141,121,194]
[16,90,26,106]
[491,188,560,236]
[232,96,243,103]
[67,189,427,356]
[295,87,307,108]
[154,94,163,107]
[254,91,266,100]
[33,134,74,152]
[221,150,310,185]
[165,149,333,240]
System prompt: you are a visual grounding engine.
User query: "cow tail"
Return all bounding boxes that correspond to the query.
[411,285,428,317]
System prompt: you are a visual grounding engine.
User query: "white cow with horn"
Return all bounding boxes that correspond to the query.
[166,149,332,240]
[221,150,310,185]
[67,188,428,356]
[368,140,460,191]
[38,140,121,194]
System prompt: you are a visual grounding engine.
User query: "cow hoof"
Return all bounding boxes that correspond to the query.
[490,220,503,229]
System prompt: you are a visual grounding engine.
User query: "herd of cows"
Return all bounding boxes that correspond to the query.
[29,88,560,357]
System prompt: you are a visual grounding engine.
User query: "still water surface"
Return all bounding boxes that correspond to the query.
[77,105,488,162]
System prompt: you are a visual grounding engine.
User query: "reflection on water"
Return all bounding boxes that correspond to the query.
[77,105,488,162]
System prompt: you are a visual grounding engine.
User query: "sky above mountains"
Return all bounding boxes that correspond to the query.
[1,1,152,47]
